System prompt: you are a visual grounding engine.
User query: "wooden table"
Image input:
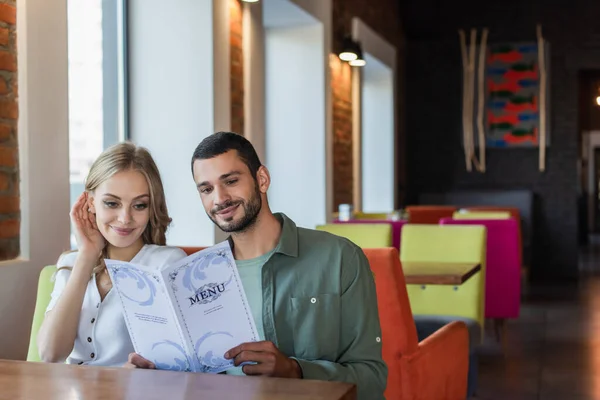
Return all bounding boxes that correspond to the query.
[0,360,356,400]
[401,262,481,285]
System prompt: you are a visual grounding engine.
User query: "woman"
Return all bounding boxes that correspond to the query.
[37,142,187,367]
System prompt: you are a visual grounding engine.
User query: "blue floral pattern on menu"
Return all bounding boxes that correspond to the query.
[168,248,233,293]
[194,331,235,373]
[109,266,158,306]
[151,340,193,372]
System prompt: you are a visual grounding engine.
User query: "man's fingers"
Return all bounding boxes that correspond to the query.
[225,341,274,359]
[232,350,275,367]
[242,362,272,376]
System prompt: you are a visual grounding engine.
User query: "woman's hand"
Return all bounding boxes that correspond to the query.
[70,192,105,260]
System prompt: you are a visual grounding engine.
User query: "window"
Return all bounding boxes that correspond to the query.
[67,0,128,248]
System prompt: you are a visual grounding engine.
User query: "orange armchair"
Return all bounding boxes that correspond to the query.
[179,246,208,255]
[405,205,457,224]
[363,248,469,400]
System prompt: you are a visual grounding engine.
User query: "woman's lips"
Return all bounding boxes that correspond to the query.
[111,226,134,236]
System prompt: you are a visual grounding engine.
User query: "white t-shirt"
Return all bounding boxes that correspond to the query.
[46,244,187,367]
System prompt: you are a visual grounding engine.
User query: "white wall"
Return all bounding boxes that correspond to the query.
[0,0,71,360]
[128,0,230,246]
[352,17,397,213]
[362,54,394,212]
[265,24,325,229]
[263,0,331,229]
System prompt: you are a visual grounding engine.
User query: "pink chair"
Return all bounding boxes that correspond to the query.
[333,219,407,251]
[439,217,521,321]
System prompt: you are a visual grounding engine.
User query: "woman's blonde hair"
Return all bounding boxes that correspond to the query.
[67,142,172,276]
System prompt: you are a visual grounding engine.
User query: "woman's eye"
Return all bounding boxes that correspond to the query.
[103,201,118,208]
[133,203,148,211]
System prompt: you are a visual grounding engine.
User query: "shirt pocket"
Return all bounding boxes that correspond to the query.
[289,294,340,361]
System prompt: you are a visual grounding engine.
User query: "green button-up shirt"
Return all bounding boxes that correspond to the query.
[230,213,387,399]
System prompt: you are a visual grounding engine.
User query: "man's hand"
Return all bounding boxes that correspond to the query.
[224,341,302,378]
[123,353,156,369]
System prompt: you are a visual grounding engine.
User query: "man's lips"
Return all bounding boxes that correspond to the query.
[216,204,240,217]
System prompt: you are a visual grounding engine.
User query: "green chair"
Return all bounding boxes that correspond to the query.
[315,223,392,248]
[400,224,486,340]
[26,265,56,362]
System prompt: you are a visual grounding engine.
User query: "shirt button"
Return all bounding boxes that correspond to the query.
[91,318,95,324]
[90,353,95,359]
[376,337,381,343]
[310,298,317,304]
[87,337,92,343]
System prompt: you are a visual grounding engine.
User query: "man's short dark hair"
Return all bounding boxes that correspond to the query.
[191,131,262,178]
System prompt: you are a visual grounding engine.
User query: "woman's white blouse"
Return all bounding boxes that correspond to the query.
[46,245,187,367]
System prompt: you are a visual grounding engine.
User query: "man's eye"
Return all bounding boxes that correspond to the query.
[226,179,238,185]
[200,187,213,194]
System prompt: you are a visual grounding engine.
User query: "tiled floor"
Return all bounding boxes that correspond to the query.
[475,239,600,399]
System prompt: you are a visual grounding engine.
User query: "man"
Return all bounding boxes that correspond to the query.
[127,132,387,399]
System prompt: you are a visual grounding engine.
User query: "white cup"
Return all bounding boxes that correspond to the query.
[338,204,353,221]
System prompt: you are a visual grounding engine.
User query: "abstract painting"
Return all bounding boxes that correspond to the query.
[485,42,550,147]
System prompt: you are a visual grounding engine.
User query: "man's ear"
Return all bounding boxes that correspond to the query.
[87,193,96,214]
[256,166,271,194]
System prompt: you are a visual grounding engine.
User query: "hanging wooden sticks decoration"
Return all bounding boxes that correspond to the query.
[476,29,489,172]
[536,24,547,172]
[459,28,487,173]
[459,30,472,172]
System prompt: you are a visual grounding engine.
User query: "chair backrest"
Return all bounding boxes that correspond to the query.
[453,211,511,220]
[400,224,486,333]
[179,246,208,256]
[405,205,457,224]
[333,219,407,251]
[315,223,392,248]
[462,206,523,268]
[363,247,418,400]
[440,218,521,319]
[400,224,486,264]
[353,212,390,220]
[27,265,57,362]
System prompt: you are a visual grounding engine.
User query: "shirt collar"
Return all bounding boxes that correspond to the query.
[272,212,298,258]
[226,212,299,258]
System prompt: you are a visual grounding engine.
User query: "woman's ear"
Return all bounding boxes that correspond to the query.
[256,166,271,194]
[87,193,96,214]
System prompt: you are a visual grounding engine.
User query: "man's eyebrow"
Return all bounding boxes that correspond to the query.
[197,171,242,188]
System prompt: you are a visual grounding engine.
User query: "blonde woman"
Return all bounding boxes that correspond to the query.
[37,142,187,367]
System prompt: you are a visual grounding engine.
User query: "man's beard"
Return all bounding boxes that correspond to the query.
[208,187,261,233]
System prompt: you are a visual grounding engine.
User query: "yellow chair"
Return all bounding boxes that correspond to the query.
[453,211,510,220]
[332,211,393,220]
[27,265,57,362]
[353,212,391,220]
[400,224,486,341]
[315,223,392,248]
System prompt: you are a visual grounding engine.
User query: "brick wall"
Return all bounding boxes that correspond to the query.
[330,54,353,209]
[0,1,18,261]
[401,0,600,280]
[331,0,405,209]
[230,0,244,136]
